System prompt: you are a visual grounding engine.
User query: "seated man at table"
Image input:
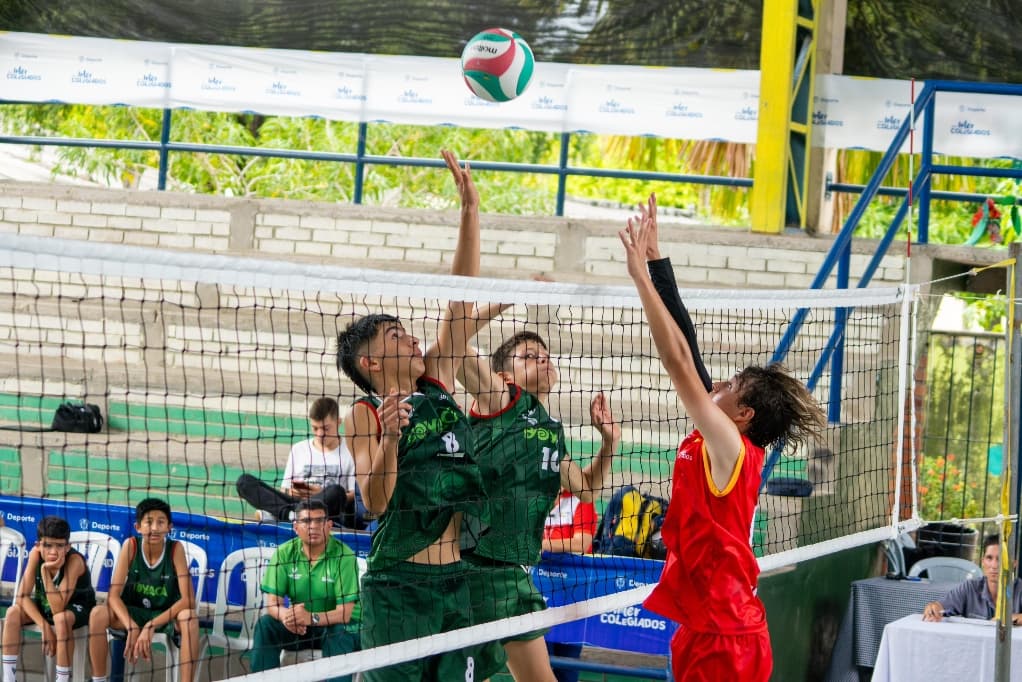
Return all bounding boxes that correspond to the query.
[922,533,1022,624]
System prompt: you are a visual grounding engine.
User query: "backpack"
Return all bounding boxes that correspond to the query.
[0,400,103,433]
[593,486,668,559]
[51,401,104,433]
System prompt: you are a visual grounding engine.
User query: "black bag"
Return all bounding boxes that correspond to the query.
[50,401,104,433]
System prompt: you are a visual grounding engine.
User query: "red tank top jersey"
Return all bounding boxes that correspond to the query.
[643,429,767,635]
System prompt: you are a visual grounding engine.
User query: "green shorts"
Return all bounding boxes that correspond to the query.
[360,561,507,682]
[464,553,547,643]
[39,599,93,630]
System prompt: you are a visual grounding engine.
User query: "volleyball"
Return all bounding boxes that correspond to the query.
[460,28,535,103]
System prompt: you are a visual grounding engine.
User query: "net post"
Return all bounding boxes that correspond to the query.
[995,243,1021,682]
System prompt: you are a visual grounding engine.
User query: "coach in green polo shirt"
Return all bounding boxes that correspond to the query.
[251,499,361,681]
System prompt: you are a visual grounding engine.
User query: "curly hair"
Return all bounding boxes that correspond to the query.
[735,363,826,450]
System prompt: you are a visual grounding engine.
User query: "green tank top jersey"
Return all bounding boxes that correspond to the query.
[32,548,97,618]
[470,384,565,565]
[357,376,487,571]
[123,537,182,613]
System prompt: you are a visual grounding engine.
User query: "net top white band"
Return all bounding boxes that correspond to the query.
[0,232,907,310]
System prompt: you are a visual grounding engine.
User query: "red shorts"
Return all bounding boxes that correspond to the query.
[670,625,772,682]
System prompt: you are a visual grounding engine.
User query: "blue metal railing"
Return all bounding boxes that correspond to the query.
[761,79,1022,484]
[0,109,751,217]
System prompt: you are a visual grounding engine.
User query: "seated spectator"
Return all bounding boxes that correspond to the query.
[89,498,200,682]
[542,490,597,554]
[542,491,598,682]
[250,500,361,681]
[2,516,96,682]
[237,397,361,527]
[922,533,1022,623]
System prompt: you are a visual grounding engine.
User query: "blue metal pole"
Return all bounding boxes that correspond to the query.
[829,246,850,423]
[556,132,570,217]
[353,122,368,205]
[928,165,1022,180]
[157,109,172,191]
[917,96,935,244]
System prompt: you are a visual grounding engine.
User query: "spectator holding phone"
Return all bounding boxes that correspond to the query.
[237,397,359,527]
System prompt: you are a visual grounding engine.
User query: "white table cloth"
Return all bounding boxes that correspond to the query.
[872,614,1022,681]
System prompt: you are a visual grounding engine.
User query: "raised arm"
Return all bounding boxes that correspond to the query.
[457,302,515,415]
[561,393,620,503]
[642,194,712,392]
[426,150,480,388]
[620,214,744,490]
[344,394,408,515]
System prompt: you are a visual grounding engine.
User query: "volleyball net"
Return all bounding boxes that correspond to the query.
[0,232,914,679]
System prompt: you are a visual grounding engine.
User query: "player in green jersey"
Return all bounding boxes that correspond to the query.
[337,150,502,681]
[2,516,96,682]
[458,309,621,681]
[89,498,200,682]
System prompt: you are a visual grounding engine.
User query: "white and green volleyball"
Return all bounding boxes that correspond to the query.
[460,28,535,103]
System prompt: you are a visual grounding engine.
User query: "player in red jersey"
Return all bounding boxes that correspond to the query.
[619,194,825,682]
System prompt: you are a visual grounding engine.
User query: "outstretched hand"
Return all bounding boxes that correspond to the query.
[619,211,654,280]
[441,149,478,211]
[640,193,661,261]
[590,392,621,444]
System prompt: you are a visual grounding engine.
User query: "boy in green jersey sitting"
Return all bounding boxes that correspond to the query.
[2,516,96,682]
[337,150,501,681]
[88,498,200,682]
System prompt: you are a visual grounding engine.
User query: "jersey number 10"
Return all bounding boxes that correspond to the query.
[540,447,560,472]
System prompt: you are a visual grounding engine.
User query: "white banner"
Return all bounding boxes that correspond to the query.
[171,45,369,120]
[563,65,759,141]
[812,76,920,154]
[1,31,1019,158]
[932,91,1022,159]
[0,32,174,108]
